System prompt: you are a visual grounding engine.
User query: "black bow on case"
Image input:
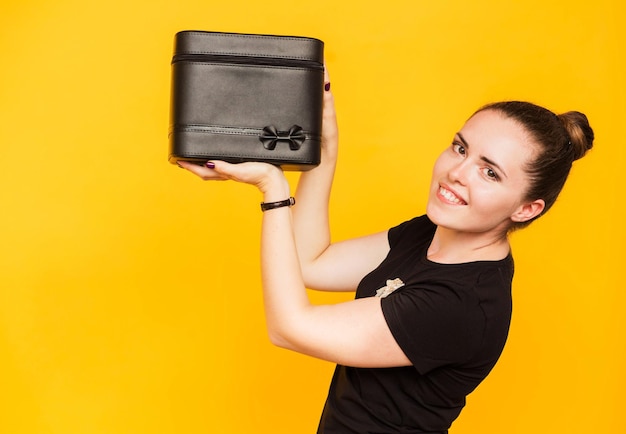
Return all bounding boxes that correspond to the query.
[259,125,306,151]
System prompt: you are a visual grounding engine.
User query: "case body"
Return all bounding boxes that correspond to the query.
[169,31,325,170]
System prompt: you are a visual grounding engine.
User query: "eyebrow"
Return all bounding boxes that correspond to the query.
[456,132,508,179]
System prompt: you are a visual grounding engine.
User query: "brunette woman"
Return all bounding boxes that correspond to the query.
[179,70,593,433]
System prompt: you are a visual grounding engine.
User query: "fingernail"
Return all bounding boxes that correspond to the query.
[324,82,331,92]
[205,161,215,169]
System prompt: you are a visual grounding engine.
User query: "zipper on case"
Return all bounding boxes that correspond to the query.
[172,53,323,70]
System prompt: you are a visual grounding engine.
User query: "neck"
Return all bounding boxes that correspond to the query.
[427,226,510,264]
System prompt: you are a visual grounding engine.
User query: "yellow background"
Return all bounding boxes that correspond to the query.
[1,0,624,433]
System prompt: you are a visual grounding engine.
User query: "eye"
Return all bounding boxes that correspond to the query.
[452,142,466,156]
[482,167,499,181]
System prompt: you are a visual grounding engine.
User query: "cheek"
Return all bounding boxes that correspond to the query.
[431,153,448,179]
[475,187,522,216]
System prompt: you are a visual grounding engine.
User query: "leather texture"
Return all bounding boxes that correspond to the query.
[169,31,324,171]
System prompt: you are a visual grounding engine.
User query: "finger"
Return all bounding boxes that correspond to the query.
[177,160,228,181]
[322,62,336,118]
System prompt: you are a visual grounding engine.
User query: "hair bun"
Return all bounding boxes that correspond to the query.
[557,111,594,161]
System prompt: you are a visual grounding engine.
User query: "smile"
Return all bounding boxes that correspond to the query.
[438,186,467,205]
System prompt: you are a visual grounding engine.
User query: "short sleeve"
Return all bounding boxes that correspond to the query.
[380,281,485,374]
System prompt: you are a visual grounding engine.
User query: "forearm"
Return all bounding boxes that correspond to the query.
[291,84,339,269]
[259,175,312,345]
[292,153,336,264]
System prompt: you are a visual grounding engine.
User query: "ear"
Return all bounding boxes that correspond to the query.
[511,199,545,223]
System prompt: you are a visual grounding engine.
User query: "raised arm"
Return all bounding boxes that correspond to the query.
[290,76,338,287]
[179,157,408,367]
[292,71,390,291]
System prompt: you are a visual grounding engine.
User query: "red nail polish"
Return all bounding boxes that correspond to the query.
[324,82,331,92]
[205,161,215,169]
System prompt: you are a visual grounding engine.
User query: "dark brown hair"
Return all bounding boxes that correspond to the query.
[476,101,594,230]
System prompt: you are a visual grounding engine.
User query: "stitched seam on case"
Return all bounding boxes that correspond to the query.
[179,128,258,136]
[175,125,319,139]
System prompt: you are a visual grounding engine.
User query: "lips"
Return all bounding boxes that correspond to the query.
[438,185,467,205]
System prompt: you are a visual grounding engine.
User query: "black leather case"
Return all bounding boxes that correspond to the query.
[169,31,324,171]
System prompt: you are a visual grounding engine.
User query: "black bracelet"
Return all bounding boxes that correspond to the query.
[260,197,296,212]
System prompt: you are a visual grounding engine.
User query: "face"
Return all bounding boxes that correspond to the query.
[426,109,540,236]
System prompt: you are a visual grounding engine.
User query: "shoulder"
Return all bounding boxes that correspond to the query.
[388,215,436,248]
[424,258,514,310]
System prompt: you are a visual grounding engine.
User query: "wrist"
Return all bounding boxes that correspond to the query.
[259,169,291,203]
[260,197,295,212]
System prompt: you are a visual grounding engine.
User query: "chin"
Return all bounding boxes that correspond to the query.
[425,203,458,228]
[427,203,490,233]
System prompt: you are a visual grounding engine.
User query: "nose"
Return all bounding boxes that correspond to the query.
[448,159,470,185]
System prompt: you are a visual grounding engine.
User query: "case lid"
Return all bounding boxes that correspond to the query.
[174,31,324,63]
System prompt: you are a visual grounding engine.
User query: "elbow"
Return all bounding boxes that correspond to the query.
[266,322,300,352]
[299,267,315,289]
[263,304,314,352]
[267,328,295,351]
[301,268,325,291]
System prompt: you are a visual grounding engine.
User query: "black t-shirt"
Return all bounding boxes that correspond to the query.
[317,215,513,434]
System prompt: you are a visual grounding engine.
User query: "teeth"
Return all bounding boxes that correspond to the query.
[439,187,466,205]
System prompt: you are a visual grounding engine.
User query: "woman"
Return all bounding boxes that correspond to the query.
[179,69,594,433]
